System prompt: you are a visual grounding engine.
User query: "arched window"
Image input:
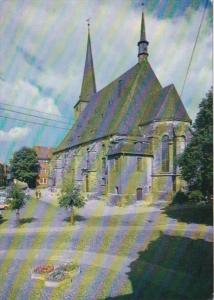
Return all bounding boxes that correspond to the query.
[162,135,169,172]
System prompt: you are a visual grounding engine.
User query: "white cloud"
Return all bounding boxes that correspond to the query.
[0,127,30,141]
[0,0,212,121]
[0,79,61,115]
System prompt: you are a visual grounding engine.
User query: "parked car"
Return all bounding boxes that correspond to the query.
[0,191,9,210]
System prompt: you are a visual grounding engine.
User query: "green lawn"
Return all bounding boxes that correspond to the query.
[0,196,212,300]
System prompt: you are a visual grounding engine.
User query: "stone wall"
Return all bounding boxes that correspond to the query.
[50,122,191,203]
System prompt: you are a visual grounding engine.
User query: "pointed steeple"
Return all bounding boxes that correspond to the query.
[138,8,149,62]
[80,22,96,100]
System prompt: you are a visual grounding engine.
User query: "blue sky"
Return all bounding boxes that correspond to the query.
[0,0,212,163]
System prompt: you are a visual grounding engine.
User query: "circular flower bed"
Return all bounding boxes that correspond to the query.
[31,262,80,287]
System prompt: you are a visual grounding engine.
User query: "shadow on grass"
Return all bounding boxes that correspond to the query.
[19,217,37,225]
[69,213,155,227]
[163,203,213,226]
[0,217,7,224]
[63,215,87,223]
[106,234,213,300]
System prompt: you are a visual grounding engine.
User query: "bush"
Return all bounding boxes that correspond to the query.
[173,191,188,205]
[188,190,204,203]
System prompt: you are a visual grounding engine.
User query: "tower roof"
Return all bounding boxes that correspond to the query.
[138,9,149,61]
[140,10,146,41]
[79,25,96,100]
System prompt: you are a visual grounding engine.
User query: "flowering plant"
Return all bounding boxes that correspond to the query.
[33,264,54,274]
[46,269,67,282]
[55,262,78,273]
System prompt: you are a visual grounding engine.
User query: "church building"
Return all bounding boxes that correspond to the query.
[50,10,192,204]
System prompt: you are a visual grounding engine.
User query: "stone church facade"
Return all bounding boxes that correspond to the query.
[50,11,192,204]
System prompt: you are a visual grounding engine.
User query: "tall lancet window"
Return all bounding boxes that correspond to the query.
[162,135,170,172]
[180,136,186,153]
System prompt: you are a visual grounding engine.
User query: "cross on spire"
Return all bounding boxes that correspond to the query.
[86,18,90,31]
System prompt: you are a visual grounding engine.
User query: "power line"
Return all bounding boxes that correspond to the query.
[180,0,209,98]
[0,107,71,125]
[0,114,70,130]
[0,101,70,121]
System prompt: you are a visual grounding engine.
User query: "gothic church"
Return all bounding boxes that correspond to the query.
[50,10,191,204]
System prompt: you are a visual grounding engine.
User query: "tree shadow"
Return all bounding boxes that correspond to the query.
[106,234,213,300]
[63,215,87,223]
[0,217,7,225]
[19,217,37,225]
[163,203,213,226]
[76,213,155,227]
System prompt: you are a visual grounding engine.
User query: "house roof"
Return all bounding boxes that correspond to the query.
[34,146,53,160]
[55,58,191,154]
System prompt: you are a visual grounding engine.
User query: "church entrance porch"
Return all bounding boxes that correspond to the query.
[136,188,143,201]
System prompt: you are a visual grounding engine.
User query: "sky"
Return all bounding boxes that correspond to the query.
[0,0,212,163]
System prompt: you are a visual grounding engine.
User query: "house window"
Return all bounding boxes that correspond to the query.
[162,135,169,172]
[137,157,142,171]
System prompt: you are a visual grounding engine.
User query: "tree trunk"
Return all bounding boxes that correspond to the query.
[70,207,75,225]
[16,209,20,225]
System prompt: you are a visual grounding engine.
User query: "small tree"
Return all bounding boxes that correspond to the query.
[58,173,85,224]
[10,147,40,188]
[7,184,26,223]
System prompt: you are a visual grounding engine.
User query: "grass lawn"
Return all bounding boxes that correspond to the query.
[0,195,212,300]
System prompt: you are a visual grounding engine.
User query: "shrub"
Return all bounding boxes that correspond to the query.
[173,191,188,205]
[188,190,204,203]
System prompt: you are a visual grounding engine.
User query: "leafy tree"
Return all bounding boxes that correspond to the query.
[58,172,85,224]
[7,183,26,223]
[178,88,213,201]
[10,147,40,188]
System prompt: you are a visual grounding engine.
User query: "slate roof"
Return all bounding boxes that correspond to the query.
[34,146,53,160]
[78,30,96,102]
[55,58,190,154]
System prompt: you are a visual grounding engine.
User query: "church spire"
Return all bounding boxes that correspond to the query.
[138,7,149,62]
[80,21,96,100]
